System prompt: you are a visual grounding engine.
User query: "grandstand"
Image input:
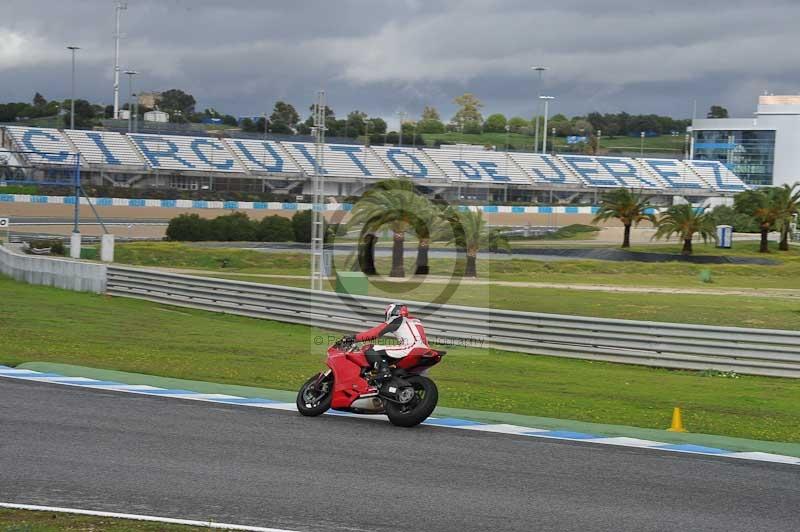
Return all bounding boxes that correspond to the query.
[0,126,749,202]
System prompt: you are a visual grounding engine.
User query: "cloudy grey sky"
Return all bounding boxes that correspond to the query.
[2,0,799,127]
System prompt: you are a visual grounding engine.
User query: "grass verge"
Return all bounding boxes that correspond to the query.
[108,242,800,329]
[114,241,800,290]
[2,275,799,443]
[0,509,211,531]
[204,272,800,330]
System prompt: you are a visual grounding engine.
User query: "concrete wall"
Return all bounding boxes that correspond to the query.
[0,244,107,293]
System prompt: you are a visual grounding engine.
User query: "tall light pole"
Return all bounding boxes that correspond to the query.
[363,118,370,167]
[112,2,128,119]
[67,46,80,130]
[124,70,137,132]
[640,131,645,156]
[539,96,554,153]
[310,90,327,291]
[531,66,548,154]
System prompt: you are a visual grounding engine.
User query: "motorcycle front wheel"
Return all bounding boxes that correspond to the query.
[296,373,332,416]
[385,375,438,427]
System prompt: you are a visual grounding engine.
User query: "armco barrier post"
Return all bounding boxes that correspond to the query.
[69,232,82,259]
[101,234,115,262]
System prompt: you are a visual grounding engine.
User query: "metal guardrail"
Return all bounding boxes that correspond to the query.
[105,265,800,378]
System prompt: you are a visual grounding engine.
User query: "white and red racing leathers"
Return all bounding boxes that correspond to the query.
[355,315,430,359]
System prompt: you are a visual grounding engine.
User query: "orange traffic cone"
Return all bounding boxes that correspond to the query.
[667,407,687,432]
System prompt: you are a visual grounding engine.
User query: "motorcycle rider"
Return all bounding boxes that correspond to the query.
[339,304,430,381]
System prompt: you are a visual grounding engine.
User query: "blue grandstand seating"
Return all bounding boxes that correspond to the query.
[508,153,582,186]
[64,129,145,167]
[128,133,245,173]
[0,126,750,192]
[3,126,75,165]
[422,147,530,183]
[282,141,393,178]
[640,158,707,189]
[223,138,301,174]
[369,145,445,179]
[560,155,662,189]
[684,160,748,191]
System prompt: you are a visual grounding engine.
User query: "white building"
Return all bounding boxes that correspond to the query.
[691,95,800,187]
[143,110,169,123]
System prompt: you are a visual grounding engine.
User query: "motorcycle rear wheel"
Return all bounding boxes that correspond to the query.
[385,375,438,427]
[296,373,332,416]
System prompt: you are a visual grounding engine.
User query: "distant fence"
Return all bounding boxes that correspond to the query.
[0,244,106,293]
[0,193,604,214]
[105,265,800,378]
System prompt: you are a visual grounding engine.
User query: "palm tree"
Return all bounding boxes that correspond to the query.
[355,228,379,275]
[752,189,782,253]
[652,204,716,255]
[774,183,800,251]
[410,198,447,275]
[734,188,780,253]
[593,188,655,248]
[350,182,421,277]
[444,207,510,277]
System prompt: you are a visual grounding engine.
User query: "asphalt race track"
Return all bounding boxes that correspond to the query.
[1,379,798,532]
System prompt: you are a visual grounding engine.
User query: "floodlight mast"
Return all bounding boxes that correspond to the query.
[67,46,80,130]
[310,90,327,291]
[113,2,127,119]
[124,70,137,132]
[531,66,548,154]
[539,95,555,153]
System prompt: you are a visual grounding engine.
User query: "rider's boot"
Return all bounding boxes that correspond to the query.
[375,358,392,382]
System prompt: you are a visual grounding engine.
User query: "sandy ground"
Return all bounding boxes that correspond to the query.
[9,223,167,239]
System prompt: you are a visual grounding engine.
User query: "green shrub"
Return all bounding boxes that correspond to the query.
[209,212,257,241]
[709,205,759,233]
[0,185,38,194]
[508,223,600,241]
[291,210,313,243]
[166,211,331,242]
[290,210,336,243]
[166,213,211,241]
[27,239,65,255]
[257,215,293,242]
[50,239,65,256]
[554,224,600,238]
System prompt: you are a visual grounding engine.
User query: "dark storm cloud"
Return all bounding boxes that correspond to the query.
[2,0,798,125]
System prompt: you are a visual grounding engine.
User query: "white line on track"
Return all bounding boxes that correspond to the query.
[0,503,301,532]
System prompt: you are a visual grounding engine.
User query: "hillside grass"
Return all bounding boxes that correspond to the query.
[419,131,685,153]
[206,274,800,330]
[2,275,799,443]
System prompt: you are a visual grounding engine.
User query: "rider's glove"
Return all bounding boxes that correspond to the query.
[334,335,355,348]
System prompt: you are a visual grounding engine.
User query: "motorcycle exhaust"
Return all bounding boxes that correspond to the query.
[350,397,384,413]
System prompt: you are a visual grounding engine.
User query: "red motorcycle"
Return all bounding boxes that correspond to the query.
[296,338,445,427]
